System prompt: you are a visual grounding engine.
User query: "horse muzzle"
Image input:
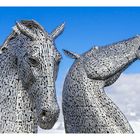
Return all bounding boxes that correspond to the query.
[38,107,60,130]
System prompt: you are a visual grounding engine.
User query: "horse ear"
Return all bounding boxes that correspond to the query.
[50,23,65,40]
[15,22,37,40]
[63,49,80,59]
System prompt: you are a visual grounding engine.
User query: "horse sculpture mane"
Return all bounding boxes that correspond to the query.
[62,35,140,133]
[0,20,64,133]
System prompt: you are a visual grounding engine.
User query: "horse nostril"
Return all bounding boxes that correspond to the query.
[41,110,46,117]
[40,110,47,122]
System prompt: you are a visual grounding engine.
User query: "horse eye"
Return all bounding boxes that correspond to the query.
[28,57,39,66]
[1,47,8,52]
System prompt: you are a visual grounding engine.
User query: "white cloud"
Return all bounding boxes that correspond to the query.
[105,73,140,121]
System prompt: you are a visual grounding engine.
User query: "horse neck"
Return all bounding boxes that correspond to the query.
[0,49,37,133]
[65,59,121,109]
[0,48,18,100]
[67,60,122,109]
[64,60,105,101]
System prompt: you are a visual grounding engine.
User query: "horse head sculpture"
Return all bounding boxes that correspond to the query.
[0,20,64,133]
[62,36,140,133]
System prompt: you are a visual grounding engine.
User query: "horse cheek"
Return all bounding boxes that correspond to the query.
[18,60,35,89]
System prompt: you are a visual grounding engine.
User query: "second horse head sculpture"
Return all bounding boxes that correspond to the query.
[62,36,140,133]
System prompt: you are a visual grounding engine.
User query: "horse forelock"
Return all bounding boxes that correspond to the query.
[20,20,45,33]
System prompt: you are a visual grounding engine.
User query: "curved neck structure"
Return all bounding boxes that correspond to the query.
[62,60,134,133]
[0,50,37,133]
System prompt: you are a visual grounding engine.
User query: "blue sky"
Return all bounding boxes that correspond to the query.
[0,7,140,96]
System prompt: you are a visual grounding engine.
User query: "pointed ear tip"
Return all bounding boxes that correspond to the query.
[15,21,19,24]
[61,22,65,27]
[16,21,21,27]
[62,49,67,53]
